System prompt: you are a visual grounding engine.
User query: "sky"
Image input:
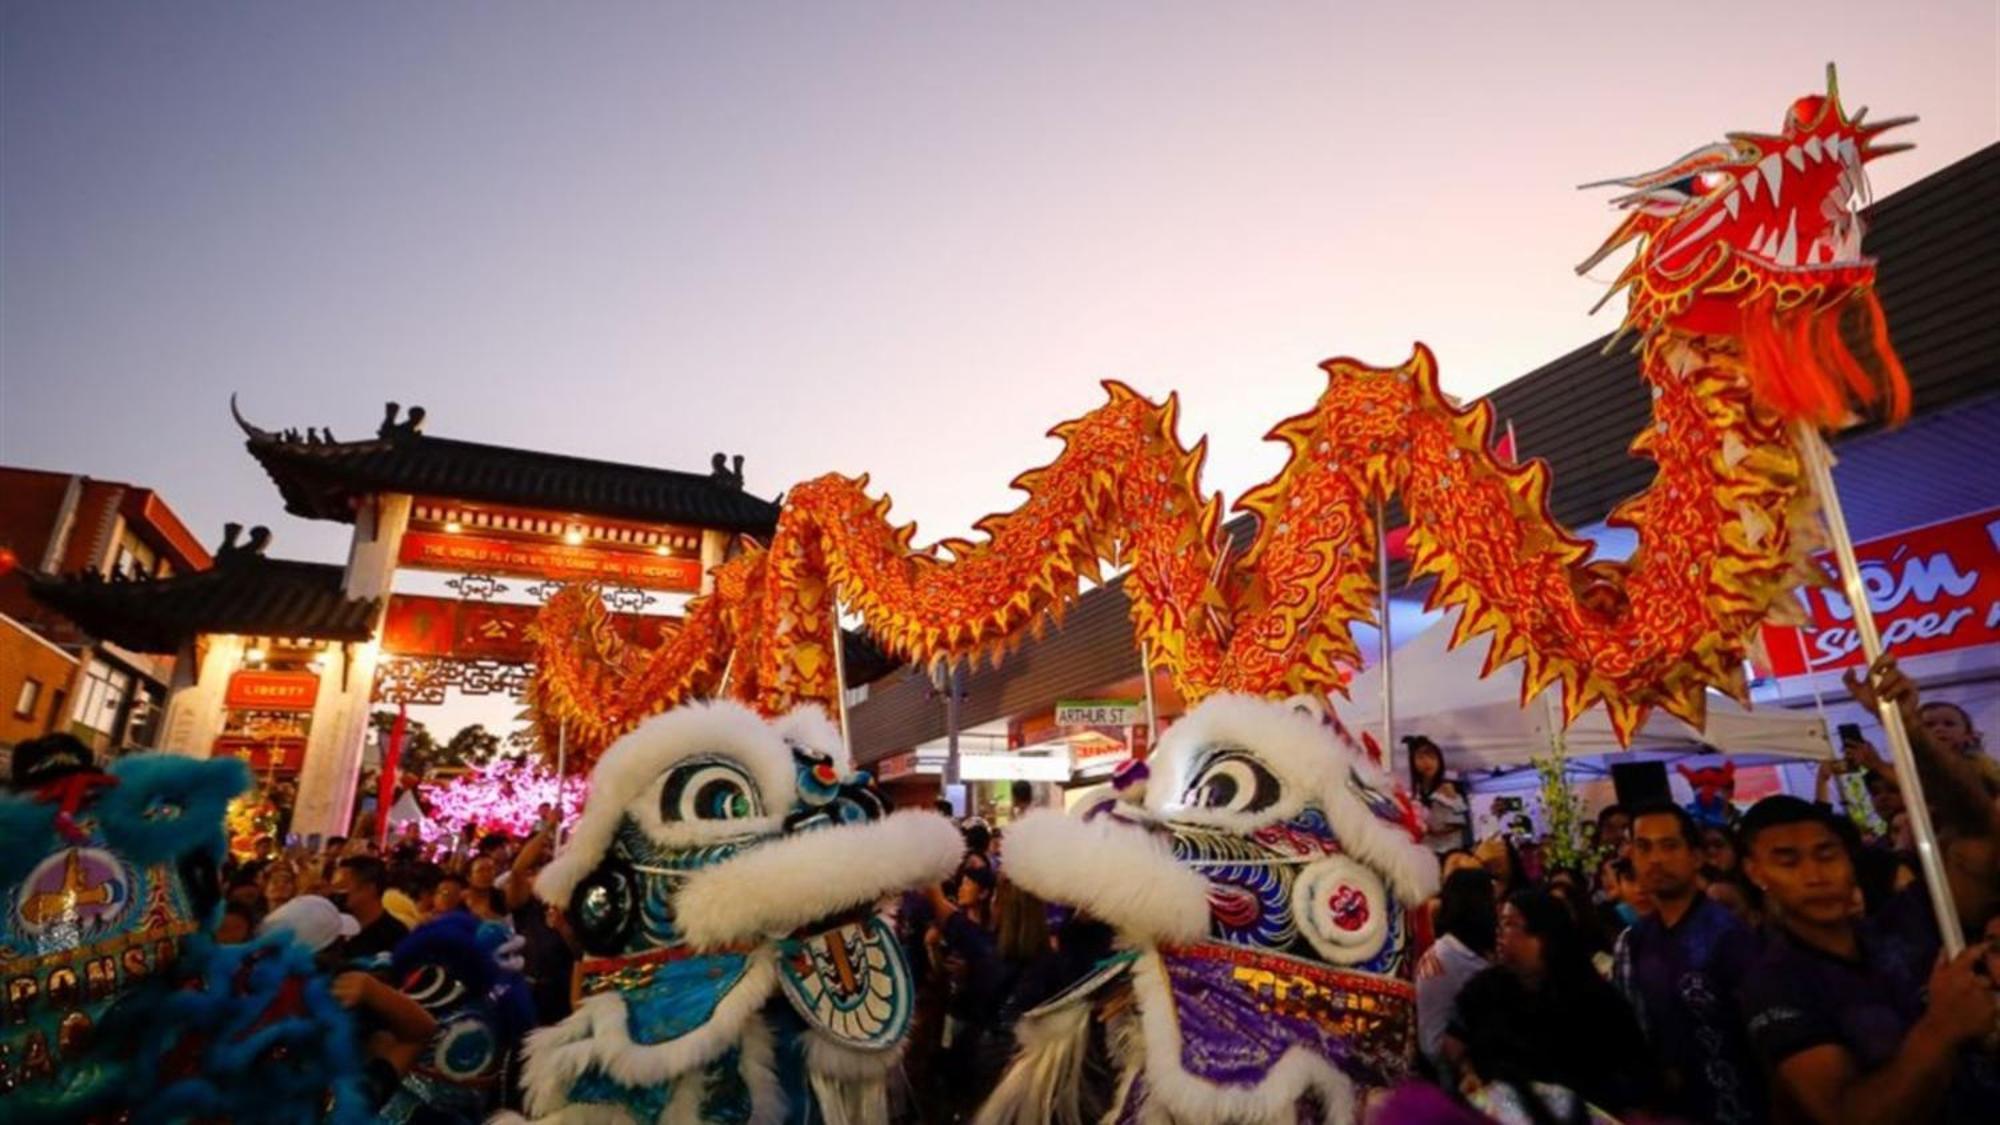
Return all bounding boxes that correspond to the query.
[4,2,1996,736]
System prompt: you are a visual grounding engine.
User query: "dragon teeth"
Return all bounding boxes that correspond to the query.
[1758,153,1785,203]
[1777,211,1800,266]
[1804,136,1824,162]
[1786,145,1806,172]
[1743,169,1762,202]
[1723,191,1740,219]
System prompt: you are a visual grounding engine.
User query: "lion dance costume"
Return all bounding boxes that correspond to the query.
[0,742,366,1124]
[505,705,962,1123]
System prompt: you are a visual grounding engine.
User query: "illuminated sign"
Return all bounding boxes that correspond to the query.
[398,530,702,592]
[381,595,676,662]
[223,670,320,711]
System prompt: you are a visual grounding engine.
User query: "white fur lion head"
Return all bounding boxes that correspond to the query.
[537,701,961,955]
[1005,693,1439,971]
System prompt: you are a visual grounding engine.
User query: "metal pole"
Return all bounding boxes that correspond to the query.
[830,601,853,761]
[1376,498,1395,762]
[1795,423,1962,953]
[554,719,568,847]
[944,662,963,798]
[1140,641,1159,749]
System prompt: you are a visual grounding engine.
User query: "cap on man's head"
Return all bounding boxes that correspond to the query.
[258,894,361,952]
[9,733,100,790]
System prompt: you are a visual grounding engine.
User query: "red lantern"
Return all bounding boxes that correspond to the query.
[0,546,17,579]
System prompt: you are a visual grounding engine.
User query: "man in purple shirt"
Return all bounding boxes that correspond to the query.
[1736,795,1994,1124]
[1615,801,1765,1123]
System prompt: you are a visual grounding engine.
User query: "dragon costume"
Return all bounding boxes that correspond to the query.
[0,744,366,1124]
[534,66,1912,761]
[503,704,962,1123]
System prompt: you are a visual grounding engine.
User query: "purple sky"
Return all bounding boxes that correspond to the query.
[3,4,1995,741]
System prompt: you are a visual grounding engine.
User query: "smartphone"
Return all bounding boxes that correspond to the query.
[1838,722,1865,745]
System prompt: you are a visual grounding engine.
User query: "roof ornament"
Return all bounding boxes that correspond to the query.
[215,523,272,567]
[228,393,277,443]
[710,452,746,490]
[377,402,427,442]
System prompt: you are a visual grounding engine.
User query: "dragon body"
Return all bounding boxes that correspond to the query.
[536,72,1911,757]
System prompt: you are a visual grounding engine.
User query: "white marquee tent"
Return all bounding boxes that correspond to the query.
[1345,609,1834,791]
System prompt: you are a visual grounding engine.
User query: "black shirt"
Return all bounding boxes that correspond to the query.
[1614,894,1766,1124]
[345,910,410,961]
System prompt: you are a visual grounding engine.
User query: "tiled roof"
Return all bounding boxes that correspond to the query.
[237,410,782,535]
[27,556,380,653]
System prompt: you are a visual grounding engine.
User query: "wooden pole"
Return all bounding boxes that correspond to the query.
[831,601,853,762]
[554,719,568,848]
[1796,423,1962,953]
[1376,498,1395,764]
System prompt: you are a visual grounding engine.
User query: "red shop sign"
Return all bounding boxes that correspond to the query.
[1760,507,2000,678]
[224,670,321,711]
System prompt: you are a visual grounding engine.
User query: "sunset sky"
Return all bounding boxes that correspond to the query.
[4,2,1994,736]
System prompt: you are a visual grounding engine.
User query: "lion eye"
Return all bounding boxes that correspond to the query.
[660,761,761,823]
[1182,750,1281,815]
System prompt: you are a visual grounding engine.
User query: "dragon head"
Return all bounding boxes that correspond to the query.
[1579,64,1914,425]
[1004,694,1439,1114]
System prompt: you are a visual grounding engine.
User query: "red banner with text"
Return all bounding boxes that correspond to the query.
[398,530,703,591]
[1759,507,2000,678]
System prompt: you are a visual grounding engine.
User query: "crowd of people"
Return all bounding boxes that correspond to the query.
[73,653,2000,1123]
[1399,656,2000,1124]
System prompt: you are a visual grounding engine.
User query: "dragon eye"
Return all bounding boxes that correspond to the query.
[1182,749,1281,815]
[661,761,761,823]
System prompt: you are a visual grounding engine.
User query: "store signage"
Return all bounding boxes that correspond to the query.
[211,735,308,773]
[398,530,702,592]
[1760,507,2000,677]
[381,595,676,662]
[874,752,918,782]
[956,752,1072,782]
[224,670,320,711]
[1055,699,1145,728]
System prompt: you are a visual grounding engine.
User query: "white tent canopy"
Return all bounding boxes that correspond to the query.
[1345,608,1833,784]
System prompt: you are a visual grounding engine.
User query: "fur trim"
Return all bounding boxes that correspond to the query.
[973,994,1096,1125]
[804,1030,897,1125]
[773,704,849,774]
[519,948,778,1115]
[538,701,795,908]
[100,754,248,867]
[1127,950,1357,1125]
[488,1108,638,1125]
[1001,810,1210,945]
[657,1015,783,1125]
[675,811,962,948]
[1149,694,1438,905]
[0,798,58,888]
[804,1028,906,1081]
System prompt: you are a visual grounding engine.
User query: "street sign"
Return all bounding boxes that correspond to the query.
[1055,699,1144,728]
